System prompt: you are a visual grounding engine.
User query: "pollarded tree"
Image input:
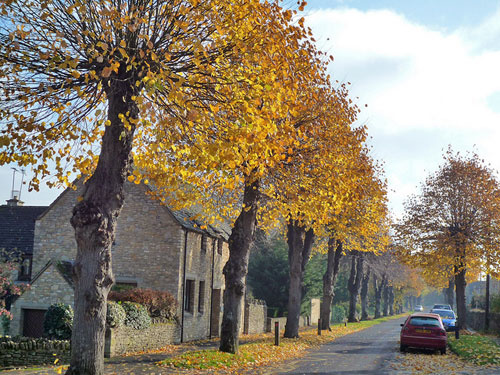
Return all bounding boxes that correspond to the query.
[0,0,313,371]
[395,148,500,330]
[131,1,348,352]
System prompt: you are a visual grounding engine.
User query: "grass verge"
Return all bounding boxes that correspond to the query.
[158,314,404,372]
[448,332,500,366]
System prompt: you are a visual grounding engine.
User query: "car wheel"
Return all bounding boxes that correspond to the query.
[400,344,406,353]
[440,347,446,355]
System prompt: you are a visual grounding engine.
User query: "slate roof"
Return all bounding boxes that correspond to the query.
[170,208,232,241]
[0,204,48,255]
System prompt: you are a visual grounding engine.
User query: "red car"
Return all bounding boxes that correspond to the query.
[400,313,447,354]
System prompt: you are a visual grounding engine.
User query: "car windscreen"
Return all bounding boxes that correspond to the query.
[409,317,441,327]
[434,305,450,309]
[435,310,455,319]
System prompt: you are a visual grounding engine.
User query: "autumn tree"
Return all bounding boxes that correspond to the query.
[0,0,316,371]
[395,149,500,330]
[319,165,388,329]
[0,250,29,321]
[129,0,348,352]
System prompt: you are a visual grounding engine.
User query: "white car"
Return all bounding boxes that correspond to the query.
[415,305,424,312]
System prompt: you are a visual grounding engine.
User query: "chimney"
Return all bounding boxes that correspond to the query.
[6,196,23,207]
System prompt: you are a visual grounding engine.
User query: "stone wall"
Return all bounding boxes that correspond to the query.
[467,310,500,334]
[310,298,320,325]
[266,315,310,333]
[104,322,180,357]
[0,337,70,368]
[244,299,267,334]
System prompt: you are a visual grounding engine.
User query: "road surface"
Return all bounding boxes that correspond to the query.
[259,316,405,375]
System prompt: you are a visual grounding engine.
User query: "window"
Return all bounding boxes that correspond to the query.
[198,281,205,313]
[217,239,224,255]
[409,317,440,327]
[185,279,195,313]
[18,257,32,281]
[201,235,207,252]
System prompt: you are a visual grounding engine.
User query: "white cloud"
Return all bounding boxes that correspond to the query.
[305,7,500,218]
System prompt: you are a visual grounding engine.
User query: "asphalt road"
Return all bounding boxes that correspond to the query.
[259,317,406,375]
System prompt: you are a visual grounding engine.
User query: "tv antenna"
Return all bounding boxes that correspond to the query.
[10,167,25,200]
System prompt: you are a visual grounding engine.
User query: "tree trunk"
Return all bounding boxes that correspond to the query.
[67,83,138,375]
[382,282,389,317]
[219,178,260,353]
[374,274,385,319]
[388,286,394,316]
[485,273,490,331]
[284,223,314,338]
[455,267,467,331]
[320,238,343,330]
[360,266,370,320]
[347,252,364,323]
[443,277,455,309]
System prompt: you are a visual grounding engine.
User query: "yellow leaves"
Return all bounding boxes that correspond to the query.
[71,70,81,79]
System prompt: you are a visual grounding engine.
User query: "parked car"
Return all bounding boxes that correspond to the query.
[432,309,457,331]
[400,313,447,354]
[430,304,452,311]
[414,305,424,312]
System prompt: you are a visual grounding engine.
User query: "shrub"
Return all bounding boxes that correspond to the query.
[109,288,177,322]
[106,301,126,328]
[121,301,151,330]
[43,303,73,340]
[331,304,346,323]
[491,294,500,313]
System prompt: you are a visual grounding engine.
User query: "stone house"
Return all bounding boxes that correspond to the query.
[10,181,232,342]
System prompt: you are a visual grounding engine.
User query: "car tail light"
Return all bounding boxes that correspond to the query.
[438,329,446,336]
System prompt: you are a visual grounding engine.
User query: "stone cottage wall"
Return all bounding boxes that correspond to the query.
[32,182,183,296]
[178,232,229,342]
[10,263,74,336]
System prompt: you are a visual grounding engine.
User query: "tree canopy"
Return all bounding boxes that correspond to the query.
[395,148,500,329]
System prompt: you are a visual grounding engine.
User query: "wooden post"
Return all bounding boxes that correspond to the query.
[274,321,280,346]
[318,318,321,335]
[485,273,490,331]
[455,327,460,339]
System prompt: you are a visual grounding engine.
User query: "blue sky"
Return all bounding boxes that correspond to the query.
[301,0,500,218]
[2,1,500,221]
[307,0,499,30]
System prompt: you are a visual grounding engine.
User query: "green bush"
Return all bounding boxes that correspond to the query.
[106,301,126,328]
[121,301,151,330]
[491,294,500,313]
[43,303,73,340]
[331,304,346,323]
